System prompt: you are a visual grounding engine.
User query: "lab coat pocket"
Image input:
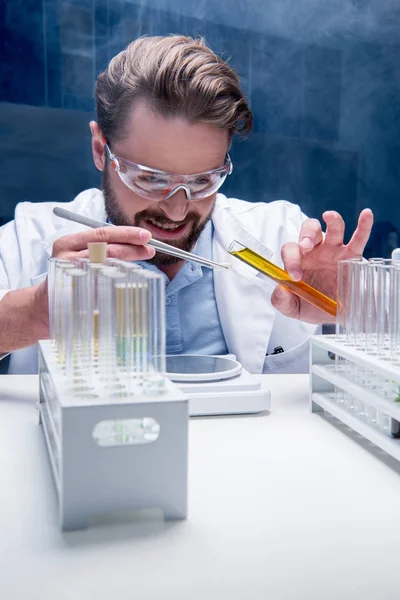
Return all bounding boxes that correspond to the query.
[262,340,310,374]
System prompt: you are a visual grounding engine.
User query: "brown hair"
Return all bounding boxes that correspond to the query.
[95,35,253,144]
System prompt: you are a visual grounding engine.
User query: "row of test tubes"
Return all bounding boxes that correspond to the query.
[46,244,166,396]
[336,258,400,362]
[333,257,400,435]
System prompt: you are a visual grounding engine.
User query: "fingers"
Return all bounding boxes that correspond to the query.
[347,208,374,256]
[281,242,303,281]
[298,219,323,252]
[271,285,300,319]
[322,211,345,246]
[75,243,156,262]
[53,226,152,254]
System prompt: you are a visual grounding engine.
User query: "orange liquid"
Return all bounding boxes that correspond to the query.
[230,247,337,317]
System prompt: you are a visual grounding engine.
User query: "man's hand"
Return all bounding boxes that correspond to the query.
[0,225,155,355]
[271,209,374,324]
[0,280,51,353]
[52,225,155,262]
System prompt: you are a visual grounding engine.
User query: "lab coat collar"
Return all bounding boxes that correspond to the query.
[211,197,277,373]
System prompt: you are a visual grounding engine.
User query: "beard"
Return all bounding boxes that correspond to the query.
[102,168,215,266]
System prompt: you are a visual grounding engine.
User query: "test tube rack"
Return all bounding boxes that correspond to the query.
[39,254,189,531]
[39,340,188,531]
[310,334,400,461]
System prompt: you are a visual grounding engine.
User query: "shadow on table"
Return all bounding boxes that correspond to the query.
[59,508,188,549]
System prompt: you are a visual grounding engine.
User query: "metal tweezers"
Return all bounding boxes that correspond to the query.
[53,207,230,271]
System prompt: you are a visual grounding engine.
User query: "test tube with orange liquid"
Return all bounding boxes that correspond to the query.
[228,241,337,318]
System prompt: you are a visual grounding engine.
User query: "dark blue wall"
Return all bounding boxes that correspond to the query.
[1,0,399,255]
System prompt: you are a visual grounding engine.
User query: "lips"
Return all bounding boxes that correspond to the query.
[146,217,184,230]
[142,218,189,240]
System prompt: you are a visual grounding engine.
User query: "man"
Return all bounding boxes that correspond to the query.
[0,35,373,374]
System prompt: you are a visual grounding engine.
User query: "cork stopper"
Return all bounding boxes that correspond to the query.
[88,242,107,264]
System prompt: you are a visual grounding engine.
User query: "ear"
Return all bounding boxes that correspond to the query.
[90,121,106,171]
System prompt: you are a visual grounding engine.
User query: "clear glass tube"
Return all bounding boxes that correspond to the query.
[86,263,105,360]
[98,268,126,387]
[47,257,57,344]
[53,261,75,365]
[336,259,354,345]
[229,240,337,317]
[389,262,400,364]
[351,260,366,350]
[142,271,166,392]
[364,261,378,354]
[48,258,74,346]
[64,268,89,377]
[375,263,390,359]
[140,279,149,376]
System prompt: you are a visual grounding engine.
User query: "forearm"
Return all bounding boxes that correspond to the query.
[0,283,49,353]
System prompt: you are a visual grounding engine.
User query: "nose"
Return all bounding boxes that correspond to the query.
[159,189,190,221]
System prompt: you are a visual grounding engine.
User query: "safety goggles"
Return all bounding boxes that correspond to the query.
[105,144,232,202]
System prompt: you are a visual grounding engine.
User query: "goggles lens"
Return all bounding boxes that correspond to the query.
[106,146,232,202]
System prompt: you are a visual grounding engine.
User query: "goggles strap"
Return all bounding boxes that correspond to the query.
[105,144,120,171]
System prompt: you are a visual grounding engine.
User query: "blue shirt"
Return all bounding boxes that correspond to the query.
[138,221,228,355]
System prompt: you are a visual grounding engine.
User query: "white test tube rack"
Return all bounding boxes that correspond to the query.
[39,256,189,531]
[310,334,400,461]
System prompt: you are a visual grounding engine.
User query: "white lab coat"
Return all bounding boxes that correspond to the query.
[0,189,318,374]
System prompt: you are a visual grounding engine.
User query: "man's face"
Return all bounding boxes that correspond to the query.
[92,102,229,265]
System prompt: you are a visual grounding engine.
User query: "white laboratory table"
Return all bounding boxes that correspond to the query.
[1,374,400,600]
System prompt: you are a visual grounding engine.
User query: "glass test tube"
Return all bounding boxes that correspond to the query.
[109,262,140,375]
[336,259,366,349]
[351,260,366,350]
[87,242,107,361]
[336,260,358,385]
[151,273,166,377]
[116,274,143,374]
[47,257,59,344]
[130,274,149,378]
[389,262,400,364]
[53,261,76,364]
[228,241,337,318]
[48,258,73,345]
[87,263,104,359]
[97,267,126,386]
[141,271,166,391]
[335,260,350,389]
[375,262,390,359]
[336,259,351,342]
[64,268,89,377]
[364,260,378,355]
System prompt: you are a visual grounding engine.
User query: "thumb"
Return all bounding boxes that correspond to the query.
[271,285,300,319]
